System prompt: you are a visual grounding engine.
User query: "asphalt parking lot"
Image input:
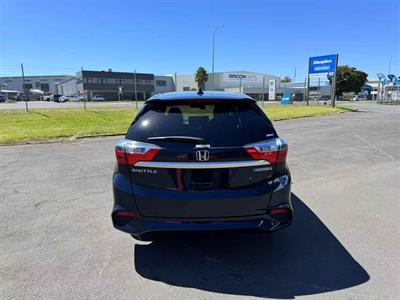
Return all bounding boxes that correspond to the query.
[1,104,399,299]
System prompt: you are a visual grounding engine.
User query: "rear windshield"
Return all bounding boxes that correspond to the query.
[126,101,277,147]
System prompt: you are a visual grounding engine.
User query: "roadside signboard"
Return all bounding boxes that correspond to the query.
[223,73,263,83]
[306,54,339,107]
[309,54,337,77]
[281,92,292,105]
[268,79,276,100]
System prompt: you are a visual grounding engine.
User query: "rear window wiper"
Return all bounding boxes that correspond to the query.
[148,136,205,143]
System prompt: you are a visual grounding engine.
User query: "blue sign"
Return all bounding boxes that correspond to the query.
[281,93,292,105]
[309,54,337,75]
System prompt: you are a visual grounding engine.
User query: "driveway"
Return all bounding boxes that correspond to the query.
[1,104,399,299]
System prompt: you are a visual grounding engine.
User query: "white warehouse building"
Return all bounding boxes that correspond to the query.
[176,71,280,91]
[0,75,74,95]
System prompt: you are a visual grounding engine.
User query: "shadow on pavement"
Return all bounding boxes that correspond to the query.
[134,194,369,299]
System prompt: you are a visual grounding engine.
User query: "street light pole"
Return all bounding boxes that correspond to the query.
[21,63,28,112]
[212,25,224,91]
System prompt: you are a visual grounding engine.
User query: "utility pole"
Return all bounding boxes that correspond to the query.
[174,72,177,91]
[332,54,339,108]
[239,75,242,93]
[81,67,86,110]
[211,25,224,90]
[293,65,297,83]
[306,75,310,106]
[317,77,321,103]
[134,69,138,109]
[261,75,265,106]
[21,63,28,112]
[284,79,287,94]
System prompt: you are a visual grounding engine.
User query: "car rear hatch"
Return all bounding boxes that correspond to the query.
[118,100,286,219]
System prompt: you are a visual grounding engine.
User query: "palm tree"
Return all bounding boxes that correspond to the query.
[195,67,208,90]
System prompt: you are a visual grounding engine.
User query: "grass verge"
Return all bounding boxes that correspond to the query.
[0,105,353,145]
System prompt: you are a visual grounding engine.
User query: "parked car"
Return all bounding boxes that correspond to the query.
[42,94,53,101]
[92,95,105,101]
[52,94,62,102]
[59,95,83,102]
[0,94,6,102]
[112,91,292,240]
[59,95,70,103]
[69,95,83,102]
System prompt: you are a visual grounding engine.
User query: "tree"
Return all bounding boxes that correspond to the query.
[195,67,208,89]
[333,65,368,96]
[281,76,292,83]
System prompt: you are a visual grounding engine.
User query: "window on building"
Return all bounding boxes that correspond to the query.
[156,80,167,86]
[183,87,190,91]
[40,83,50,91]
[87,78,93,84]
[23,83,33,89]
[35,82,40,88]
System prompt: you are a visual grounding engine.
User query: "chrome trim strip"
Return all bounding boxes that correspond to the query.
[135,160,270,169]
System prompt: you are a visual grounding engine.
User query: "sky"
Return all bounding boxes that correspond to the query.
[0,0,399,80]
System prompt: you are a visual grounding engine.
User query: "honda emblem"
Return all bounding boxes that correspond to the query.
[195,150,209,161]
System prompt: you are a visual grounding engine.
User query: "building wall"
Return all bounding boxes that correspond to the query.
[57,78,77,96]
[154,75,175,94]
[176,71,281,92]
[76,70,155,100]
[0,75,74,94]
[176,74,198,91]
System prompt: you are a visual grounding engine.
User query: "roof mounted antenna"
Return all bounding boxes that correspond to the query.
[197,87,204,96]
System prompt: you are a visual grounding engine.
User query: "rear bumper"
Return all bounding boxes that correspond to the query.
[112,171,292,235]
[112,213,292,235]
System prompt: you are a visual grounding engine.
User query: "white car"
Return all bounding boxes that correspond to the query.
[92,95,105,101]
[59,95,69,103]
[59,95,83,102]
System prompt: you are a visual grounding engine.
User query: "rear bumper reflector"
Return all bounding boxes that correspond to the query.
[270,208,290,215]
[134,160,270,169]
[116,211,136,218]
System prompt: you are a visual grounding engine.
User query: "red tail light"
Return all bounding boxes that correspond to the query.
[245,138,288,163]
[116,211,136,218]
[115,139,160,165]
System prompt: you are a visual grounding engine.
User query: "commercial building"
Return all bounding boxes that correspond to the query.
[59,70,175,100]
[175,71,328,101]
[1,71,176,101]
[75,69,154,100]
[0,75,74,95]
[154,75,175,94]
[57,78,78,96]
[176,71,280,93]
[1,69,336,102]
